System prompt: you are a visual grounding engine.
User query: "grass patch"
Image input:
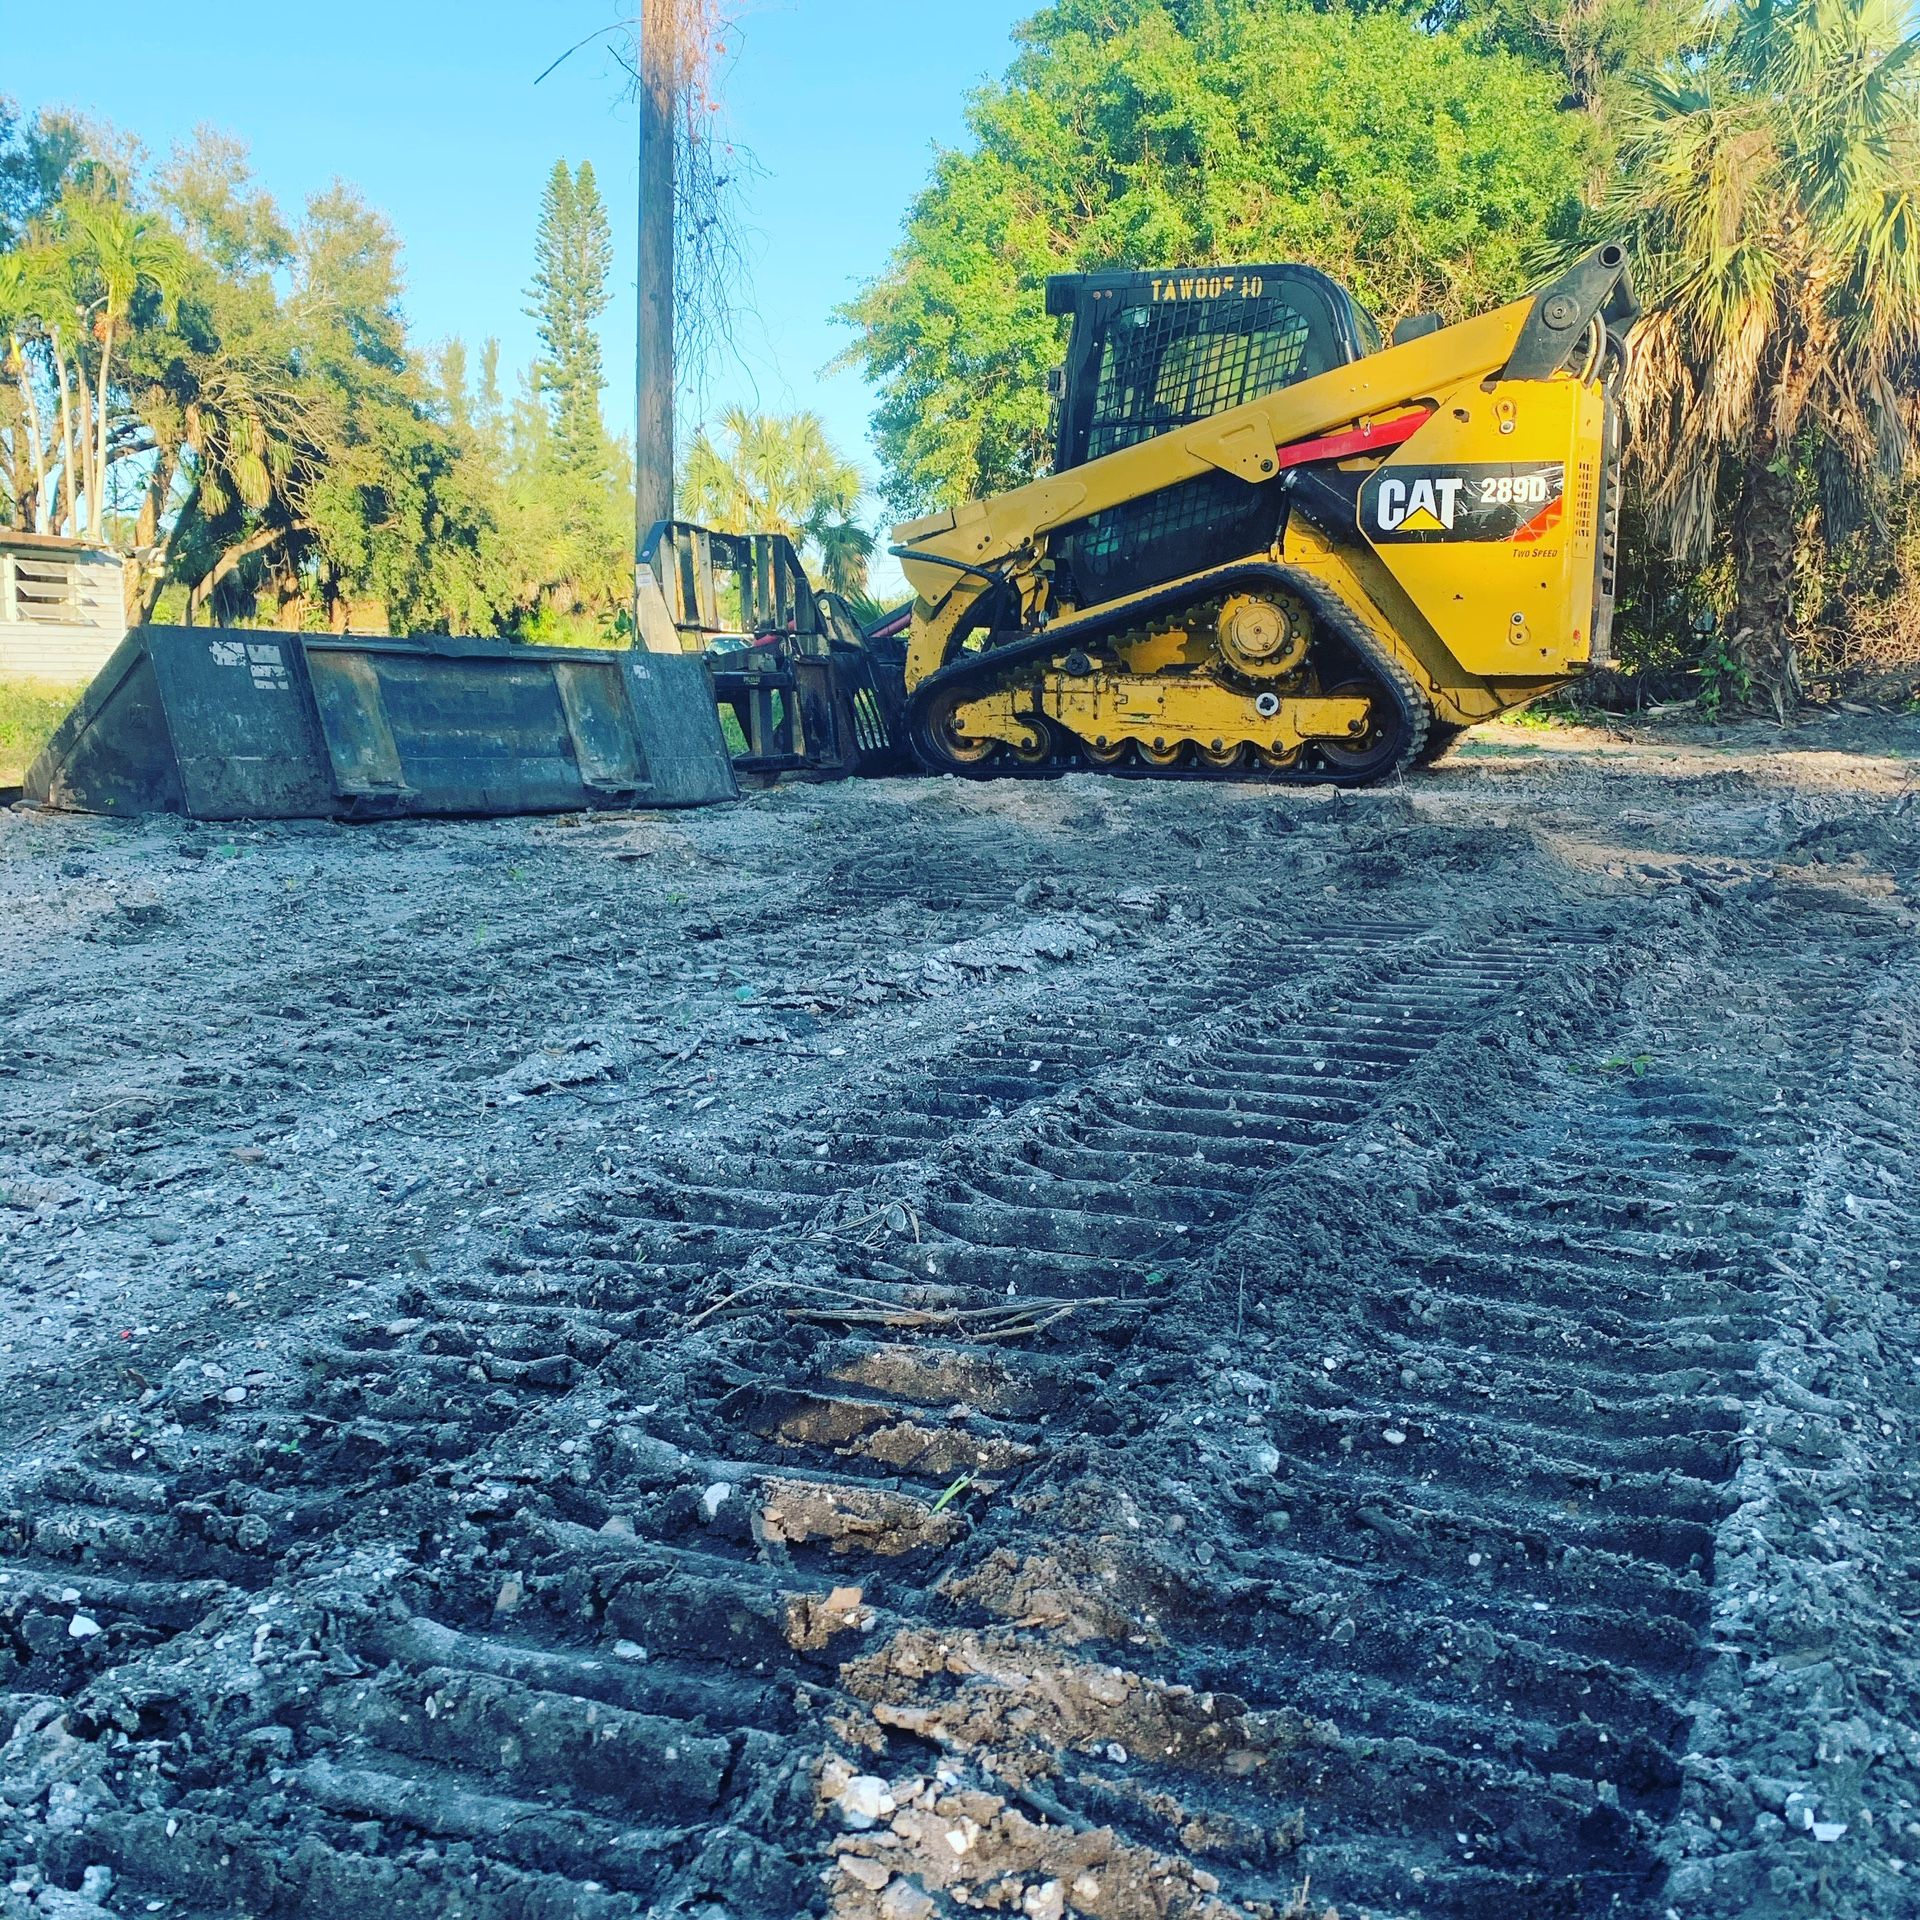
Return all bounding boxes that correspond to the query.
[1452,736,1547,758]
[0,678,83,786]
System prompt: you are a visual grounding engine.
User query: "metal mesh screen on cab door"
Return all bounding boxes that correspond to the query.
[1065,294,1313,603]
[1083,298,1314,458]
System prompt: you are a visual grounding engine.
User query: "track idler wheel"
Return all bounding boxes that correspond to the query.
[916,687,998,769]
[1317,677,1414,782]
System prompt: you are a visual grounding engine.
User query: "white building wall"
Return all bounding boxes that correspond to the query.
[0,546,129,683]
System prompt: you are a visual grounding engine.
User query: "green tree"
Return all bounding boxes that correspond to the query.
[840,0,1588,516]
[0,99,82,252]
[681,407,874,595]
[495,159,630,637]
[528,159,615,479]
[1431,0,1703,122]
[119,146,508,633]
[1601,0,1920,712]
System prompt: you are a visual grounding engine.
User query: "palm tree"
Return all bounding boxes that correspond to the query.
[67,197,186,541]
[812,517,875,598]
[681,406,874,594]
[1605,0,1920,712]
[0,239,86,533]
[0,252,52,529]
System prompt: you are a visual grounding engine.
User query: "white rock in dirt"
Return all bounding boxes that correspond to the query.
[32,1891,115,1919]
[1811,1821,1849,1843]
[700,1482,732,1521]
[835,1775,894,1831]
[1023,1881,1066,1920]
[65,1615,101,1641]
[78,1868,112,1902]
[1253,1444,1282,1476]
[880,1882,936,1920]
[493,1576,524,1615]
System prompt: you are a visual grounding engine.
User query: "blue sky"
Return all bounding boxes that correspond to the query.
[7,1,1036,522]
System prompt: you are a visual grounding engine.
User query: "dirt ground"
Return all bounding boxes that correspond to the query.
[1,712,1917,1920]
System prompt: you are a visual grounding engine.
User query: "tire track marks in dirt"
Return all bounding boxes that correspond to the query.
[3,755,1913,1920]
[1661,940,1920,1917]
[5,912,1614,1919]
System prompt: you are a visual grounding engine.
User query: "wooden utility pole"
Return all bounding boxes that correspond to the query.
[634,1,676,587]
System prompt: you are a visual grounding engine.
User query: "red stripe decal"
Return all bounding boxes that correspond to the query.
[1273,410,1431,473]
[1510,498,1564,543]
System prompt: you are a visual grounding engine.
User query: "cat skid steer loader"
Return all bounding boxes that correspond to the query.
[891,244,1635,783]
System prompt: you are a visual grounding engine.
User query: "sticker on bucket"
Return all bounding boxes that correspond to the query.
[206,639,290,691]
[248,643,289,692]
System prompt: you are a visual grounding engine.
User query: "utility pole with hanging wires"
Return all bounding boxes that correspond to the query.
[634,0,676,574]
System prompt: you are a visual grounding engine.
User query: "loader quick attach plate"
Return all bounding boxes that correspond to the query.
[23,626,738,820]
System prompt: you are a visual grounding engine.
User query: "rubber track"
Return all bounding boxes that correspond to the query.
[905,563,1431,788]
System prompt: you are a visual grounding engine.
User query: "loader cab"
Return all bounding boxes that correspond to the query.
[1044,264,1381,603]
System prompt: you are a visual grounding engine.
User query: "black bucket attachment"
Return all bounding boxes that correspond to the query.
[639,522,912,779]
[23,626,738,820]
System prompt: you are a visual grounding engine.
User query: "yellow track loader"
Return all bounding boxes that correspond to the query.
[891,245,1635,783]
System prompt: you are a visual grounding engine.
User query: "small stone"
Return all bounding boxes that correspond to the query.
[67,1614,103,1640]
[80,1867,114,1901]
[1263,1508,1292,1535]
[222,1386,248,1405]
[1104,1741,1129,1764]
[1024,1881,1066,1920]
[1811,1821,1848,1843]
[839,1855,892,1892]
[612,1640,647,1662]
[837,1775,894,1831]
[1383,1428,1408,1447]
[1468,1551,1484,1568]
[1072,1874,1101,1902]
[493,1575,524,1615]
[701,1482,732,1522]
[881,1882,936,1920]
[1254,1445,1281,1476]
[598,1515,636,1537]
